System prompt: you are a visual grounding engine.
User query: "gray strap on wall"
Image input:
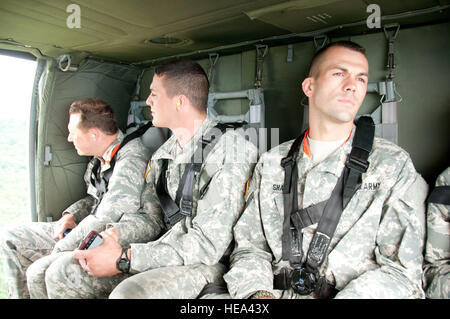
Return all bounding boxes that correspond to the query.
[366,80,399,145]
[254,44,268,88]
[383,23,400,80]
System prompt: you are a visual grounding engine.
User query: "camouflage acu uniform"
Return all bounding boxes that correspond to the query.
[0,130,150,298]
[422,167,449,299]
[43,116,257,299]
[223,128,428,299]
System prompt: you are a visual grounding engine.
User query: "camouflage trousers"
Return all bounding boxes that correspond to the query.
[423,262,450,299]
[0,222,57,298]
[109,263,227,299]
[36,251,129,298]
[43,252,226,299]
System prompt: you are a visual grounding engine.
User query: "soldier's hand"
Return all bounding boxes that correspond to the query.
[73,228,123,278]
[54,213,77,239]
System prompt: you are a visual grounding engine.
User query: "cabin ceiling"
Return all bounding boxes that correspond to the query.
[1,0,449,64]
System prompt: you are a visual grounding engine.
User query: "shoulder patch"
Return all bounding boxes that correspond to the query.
[244,177,252,198]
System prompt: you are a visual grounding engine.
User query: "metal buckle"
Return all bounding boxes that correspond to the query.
[290,267,317,295]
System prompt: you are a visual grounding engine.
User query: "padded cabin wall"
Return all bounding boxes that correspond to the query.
[394,22,449,184]
[36,59,140,221]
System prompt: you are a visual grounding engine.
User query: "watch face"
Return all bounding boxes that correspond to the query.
[117,258,130,273]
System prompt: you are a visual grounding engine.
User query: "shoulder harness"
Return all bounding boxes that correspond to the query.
[276,116,375,297]
[427,185,450,205]
[156,123,241,228]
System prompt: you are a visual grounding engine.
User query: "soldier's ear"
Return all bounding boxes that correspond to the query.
[174,94,185,110]
[302,77,314,97]
[88,128,101,141]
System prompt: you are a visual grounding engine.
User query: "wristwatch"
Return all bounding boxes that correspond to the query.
[116,247,130,274]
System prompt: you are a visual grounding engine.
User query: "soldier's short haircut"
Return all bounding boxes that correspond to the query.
[69,98,118,135]
[154,59,209,113]
[308,40,367,77]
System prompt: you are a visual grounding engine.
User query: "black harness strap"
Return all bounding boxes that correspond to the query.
[156,159,183,225]
[121,121,154,149]
[427,186,450,205]
[276,116,375,296]
[343,116,374,207]
[304,169,346,271]
[156,123,238,228]
[280,133,304,261]
[290,200,327,232]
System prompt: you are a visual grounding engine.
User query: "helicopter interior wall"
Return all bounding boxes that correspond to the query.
[139,21,449,185]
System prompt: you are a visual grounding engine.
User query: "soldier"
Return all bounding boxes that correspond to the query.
[422,167,449,299]
[220,41,428,299]
[0,98,150,298]
[41,59,258,298]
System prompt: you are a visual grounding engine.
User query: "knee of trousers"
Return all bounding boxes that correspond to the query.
[26,258,48,286]
[109,275,148,299]
[198,263,228,283]
[0,223,55,256]
[0,225,19,252]
[0,225,27,266]
[44,253,82,293]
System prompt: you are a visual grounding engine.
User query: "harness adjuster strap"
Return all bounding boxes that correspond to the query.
[201,135,216,145]
[345,153,369,173]
[167,211,185,226]
[179,197,194,216]
[281,156,294,168]
[191,163,202,173]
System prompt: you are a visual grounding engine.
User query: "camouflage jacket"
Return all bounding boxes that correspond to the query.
[423,167,449,298]
[53,130,150,252]
[125,116,258,273]
[224,127,428,299]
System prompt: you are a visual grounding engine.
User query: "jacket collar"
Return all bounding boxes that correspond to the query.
[152,115,218,164]
[98,130,124,171]
[299,125,356,177]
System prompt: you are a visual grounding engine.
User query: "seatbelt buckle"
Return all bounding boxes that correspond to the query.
[345,155,369,173]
